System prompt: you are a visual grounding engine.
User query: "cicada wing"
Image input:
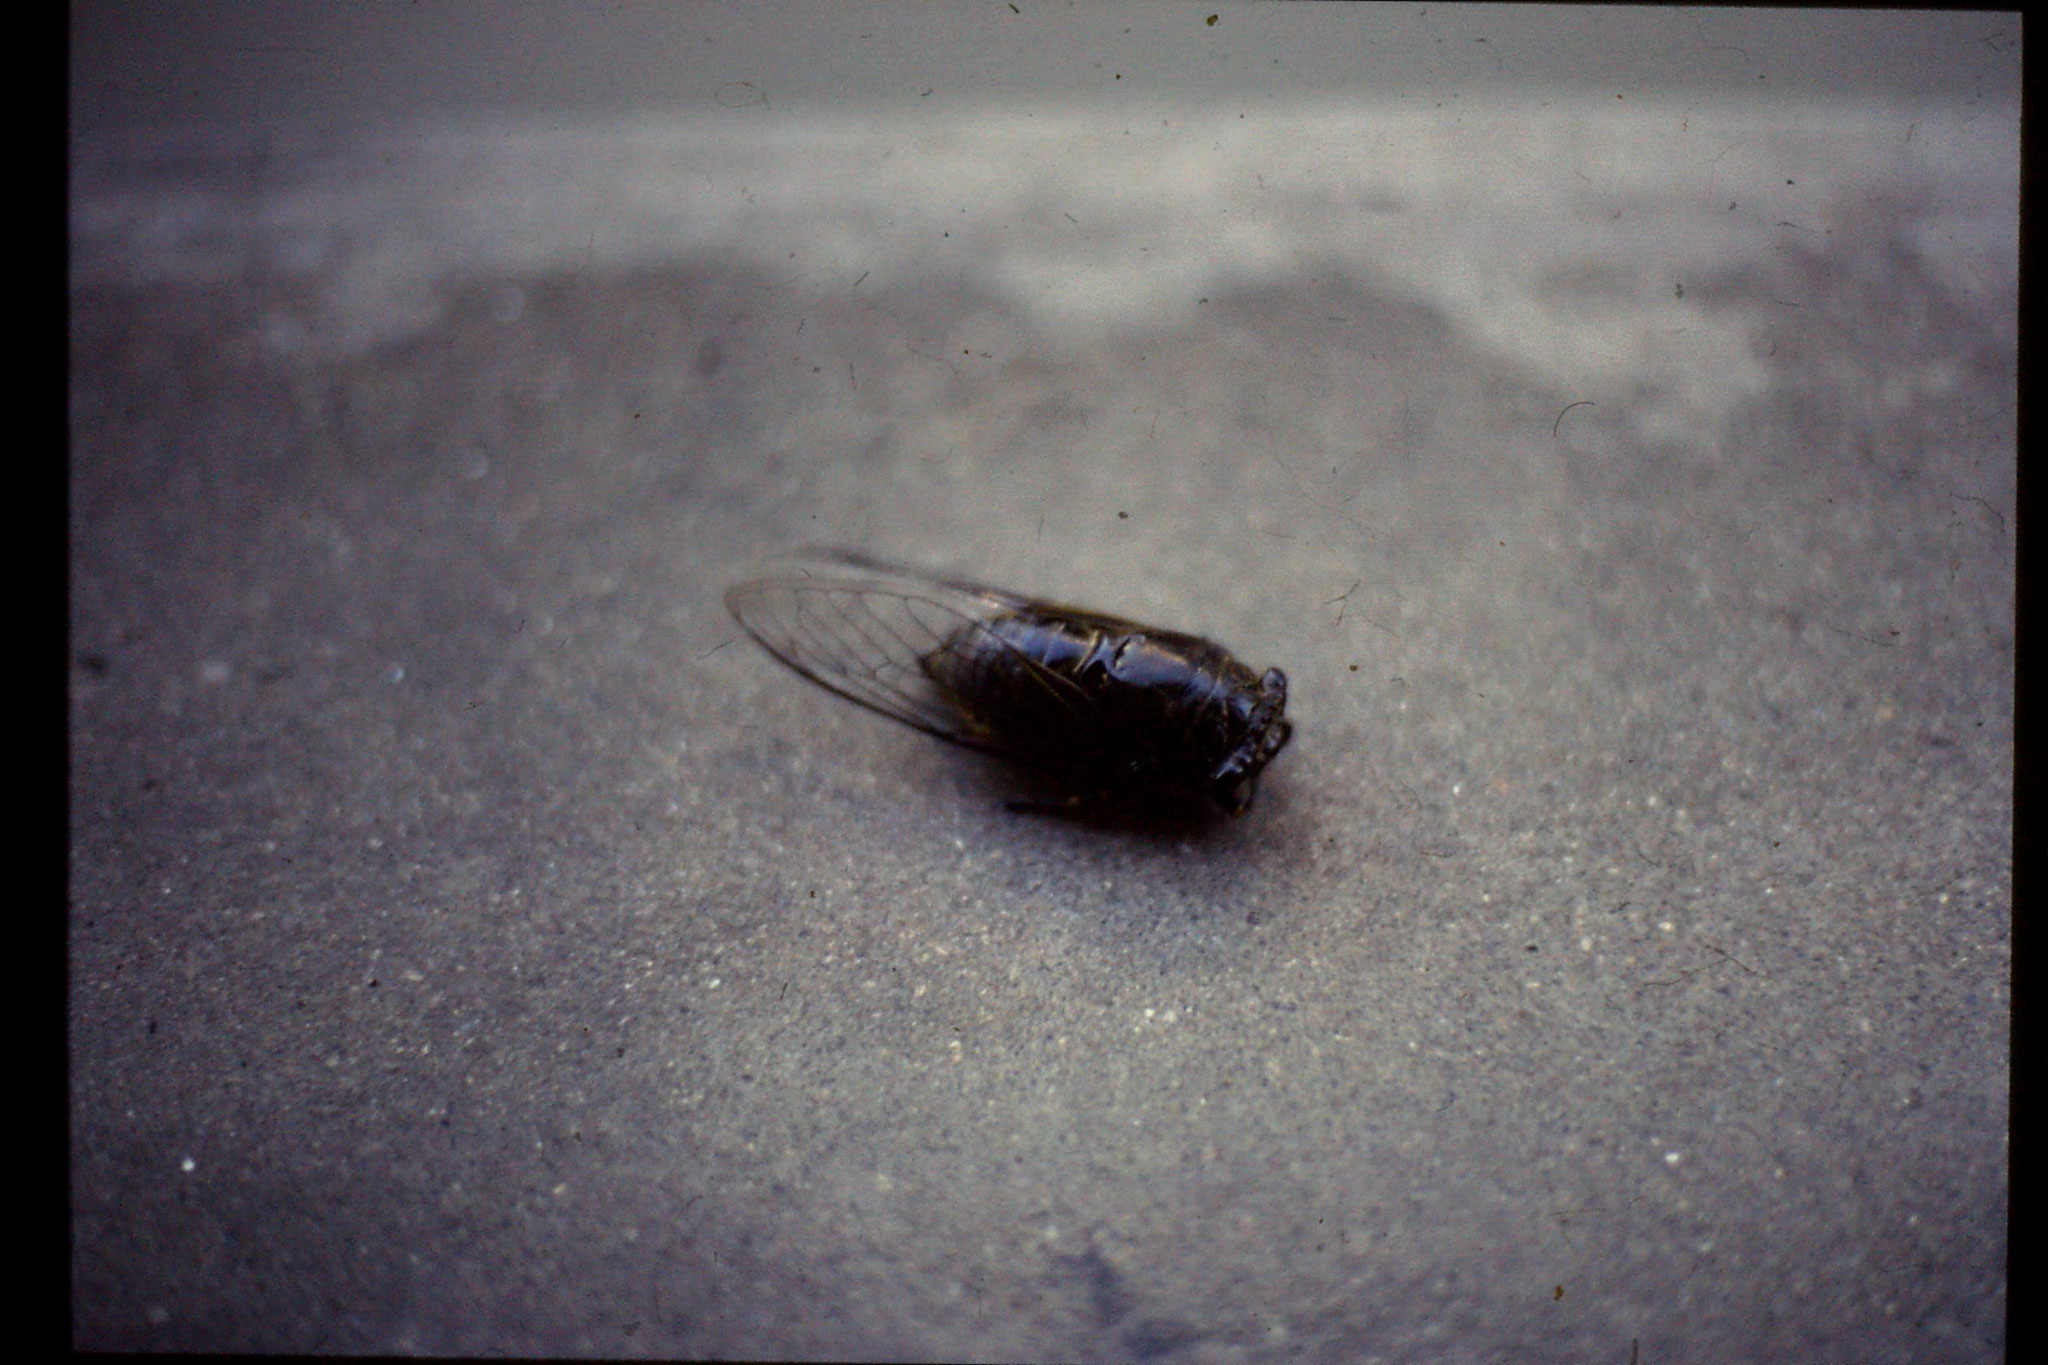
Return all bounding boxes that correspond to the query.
[725,548,1104,755]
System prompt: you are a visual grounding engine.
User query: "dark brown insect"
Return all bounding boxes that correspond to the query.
[724,548,1293,815]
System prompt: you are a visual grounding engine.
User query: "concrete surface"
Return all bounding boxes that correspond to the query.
[70,7,2013,1360]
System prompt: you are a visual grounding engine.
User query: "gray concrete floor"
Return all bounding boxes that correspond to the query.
[71,28,2011,1361]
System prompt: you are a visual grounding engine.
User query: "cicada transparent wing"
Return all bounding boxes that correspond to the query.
[723,547,1108,756]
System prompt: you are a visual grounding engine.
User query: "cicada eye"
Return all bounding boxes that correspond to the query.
[1268,717,1294,760]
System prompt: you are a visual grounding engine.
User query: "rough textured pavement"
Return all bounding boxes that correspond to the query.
[71,8,2012,1360]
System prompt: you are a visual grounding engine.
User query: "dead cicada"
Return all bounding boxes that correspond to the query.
[724,548,1293,815]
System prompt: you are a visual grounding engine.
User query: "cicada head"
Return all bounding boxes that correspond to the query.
[1208,667,1293,815]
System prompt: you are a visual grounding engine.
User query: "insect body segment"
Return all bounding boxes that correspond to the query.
[725,549,1293,815]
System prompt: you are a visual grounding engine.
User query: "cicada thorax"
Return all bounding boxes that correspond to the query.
[922,604,1261,790]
